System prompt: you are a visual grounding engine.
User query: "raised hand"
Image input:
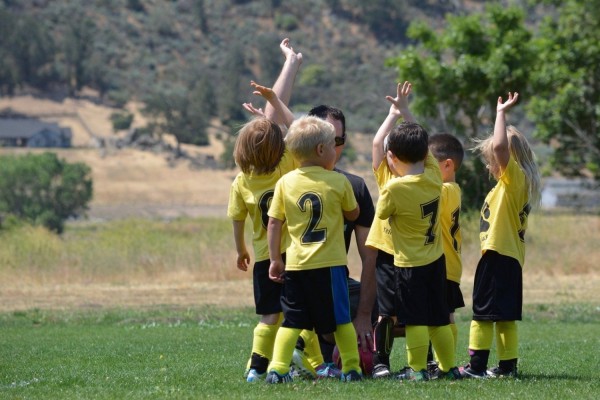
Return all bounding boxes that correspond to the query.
[242,102,265,117]
[280,38,302,65]
[251,80,276,102]
[497,92,519,113]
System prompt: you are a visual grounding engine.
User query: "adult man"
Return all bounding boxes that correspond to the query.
[264,39,378,358]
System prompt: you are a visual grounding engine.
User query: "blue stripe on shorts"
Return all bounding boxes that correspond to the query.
[330,266,351,325]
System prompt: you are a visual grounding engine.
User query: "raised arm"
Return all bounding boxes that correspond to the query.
[372,81,413,170]
[264,38,303,123]
[493,92,518,171]
[251,80,295,128]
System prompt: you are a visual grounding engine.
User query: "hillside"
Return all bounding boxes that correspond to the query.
[0,0,487,133]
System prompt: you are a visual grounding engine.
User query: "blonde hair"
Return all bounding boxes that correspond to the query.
[285,116,335,162]
[233,118,285,175]
[473,125,541,208]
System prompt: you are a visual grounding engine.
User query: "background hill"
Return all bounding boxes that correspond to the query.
[0,0,487,133]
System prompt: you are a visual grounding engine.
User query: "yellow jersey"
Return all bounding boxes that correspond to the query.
[440,182,462,283]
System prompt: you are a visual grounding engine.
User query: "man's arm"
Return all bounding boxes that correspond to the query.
[353,224,378,351]
[264,38,303,123]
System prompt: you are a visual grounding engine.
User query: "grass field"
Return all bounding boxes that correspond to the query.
[1,304,598,399]
[0,213,598,398]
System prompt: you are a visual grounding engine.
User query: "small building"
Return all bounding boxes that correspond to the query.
[0,118,72,148]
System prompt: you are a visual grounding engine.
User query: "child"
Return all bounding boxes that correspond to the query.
[366,81,415,379]
[265,116,362,383]
[427,133,466,377]
[374,121,461,381]
[461,92,541,378]
[227,82,296,382]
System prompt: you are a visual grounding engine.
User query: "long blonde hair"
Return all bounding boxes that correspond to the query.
[233,118,285,175]
[473,125,541,208]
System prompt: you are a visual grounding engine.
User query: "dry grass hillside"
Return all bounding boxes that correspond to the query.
[0,95,238,220]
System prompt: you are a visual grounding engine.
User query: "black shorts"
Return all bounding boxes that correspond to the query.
[281,266,351,335]
[253,258,284,315]
[395,255,450,326]
[375,250,397,318]
[446,280,465,313]
[472,251,522,321]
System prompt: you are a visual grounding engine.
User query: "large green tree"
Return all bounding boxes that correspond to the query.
[386,4,535,209]
[528,0,600,177]
[0,153,93,233]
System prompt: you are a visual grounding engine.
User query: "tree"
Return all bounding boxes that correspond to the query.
[385,4,535,209]
[143,78,213,156]
[0,153,93,233]
[527,0,600,177]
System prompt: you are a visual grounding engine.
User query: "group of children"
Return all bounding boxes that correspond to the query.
[227,38,542,384]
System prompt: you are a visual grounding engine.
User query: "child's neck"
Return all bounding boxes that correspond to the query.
[300,160,325,168]
[397,160,425,176]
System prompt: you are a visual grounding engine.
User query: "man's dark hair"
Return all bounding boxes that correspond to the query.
[308,105,346,135]
[429,133,465,170]
[387,122,429,163]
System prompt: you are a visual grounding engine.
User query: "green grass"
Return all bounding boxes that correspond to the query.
[1,304,598,399]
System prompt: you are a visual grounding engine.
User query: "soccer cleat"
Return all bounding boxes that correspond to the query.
[341,369,363,382]
[458,364,487,379]
[426,360,439,376]
[396,367,429,381]
[371,363,391,379]
[246,369,266,382]
[315,362,342,379]
[430,366,462,380]
[265,370,293,384]
[487,365,518,378]
[291,348,317,380]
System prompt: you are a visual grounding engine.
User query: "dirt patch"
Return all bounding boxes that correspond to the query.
[0,273,597,313]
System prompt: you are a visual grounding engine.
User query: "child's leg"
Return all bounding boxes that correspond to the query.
[428,325,455,372]
[449,313,458,351]
[405,325,429,372]
[269,327,302,375]
[467,320,494,372]
[495,321,518,372]
[248,313,282,373]
[299,329,324,369]
[333,322,360,374]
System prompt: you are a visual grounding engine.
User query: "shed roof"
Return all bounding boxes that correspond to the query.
[0,118,71,139]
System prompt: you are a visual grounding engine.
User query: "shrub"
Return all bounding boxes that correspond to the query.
[0,152,93,233]
[110,112,134,131]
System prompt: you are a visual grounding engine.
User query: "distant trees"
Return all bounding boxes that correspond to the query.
[527,0,600,177]
[386,4,534,208]
[0,153,93,233]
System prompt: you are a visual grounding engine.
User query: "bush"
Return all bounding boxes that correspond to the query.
[274,13,298,31]
[110,112,134,131]
[0,152,93,233]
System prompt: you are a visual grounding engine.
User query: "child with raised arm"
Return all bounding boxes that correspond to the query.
[426,133,466,377]
[227,81,296,382]
[366,81,415,379]
[374,121,461,381]
[265,116,363,383]
[460,92,541,379]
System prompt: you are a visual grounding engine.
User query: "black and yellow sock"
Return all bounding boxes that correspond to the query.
[373,316,393,368]
[496,321,518,362]
[468,320,494,372]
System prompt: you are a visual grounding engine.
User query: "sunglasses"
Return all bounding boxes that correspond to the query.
[334,134,346,147]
